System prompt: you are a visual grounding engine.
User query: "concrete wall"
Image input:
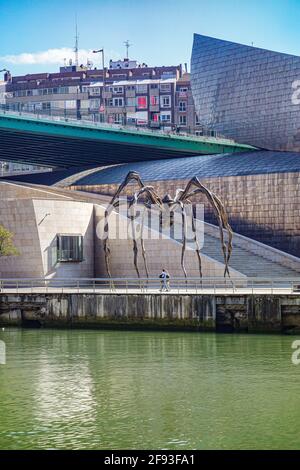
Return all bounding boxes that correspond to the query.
[75,171,300,258]
[0,199,44,278]
[0,197,94,279]
[1,292,300,334]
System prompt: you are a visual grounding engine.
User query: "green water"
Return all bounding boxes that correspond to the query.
[0,328,300,450]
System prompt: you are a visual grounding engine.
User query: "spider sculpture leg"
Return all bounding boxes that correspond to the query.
[128,201,140,278]
[131,186,164,278]
[179,201,188,279]
[103,199,120,278]
[104,172,163,278]
[177,177,233,277]
[140,206,149,278]
[190,204,203,278]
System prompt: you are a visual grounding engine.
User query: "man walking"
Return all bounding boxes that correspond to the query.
[159,269,170,292]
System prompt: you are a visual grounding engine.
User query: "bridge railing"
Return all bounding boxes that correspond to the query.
[0,277,300,294]
[0,108,232,142]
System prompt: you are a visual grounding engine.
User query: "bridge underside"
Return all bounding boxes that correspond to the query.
[0,128,198,168]
[0,113,255,168]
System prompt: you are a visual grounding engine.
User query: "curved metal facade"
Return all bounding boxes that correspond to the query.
[191,34,300,151]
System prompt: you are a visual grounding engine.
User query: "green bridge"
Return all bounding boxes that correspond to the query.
[0,111,256,168]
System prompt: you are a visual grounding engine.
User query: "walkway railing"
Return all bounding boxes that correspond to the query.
[0,108,232,142]
[0,277,300,294]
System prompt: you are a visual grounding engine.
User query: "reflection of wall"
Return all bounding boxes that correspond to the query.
[191,34,300,151]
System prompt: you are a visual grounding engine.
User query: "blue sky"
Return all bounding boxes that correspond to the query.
[1,0,300,75]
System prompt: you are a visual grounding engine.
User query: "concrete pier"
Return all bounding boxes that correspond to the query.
[1,292,300,333]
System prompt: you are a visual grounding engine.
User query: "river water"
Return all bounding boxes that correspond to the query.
[0,328,300,450]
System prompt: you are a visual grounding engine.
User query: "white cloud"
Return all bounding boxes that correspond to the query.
[0,47,121,66]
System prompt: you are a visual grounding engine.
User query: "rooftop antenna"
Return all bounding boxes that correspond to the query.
[74,14,79,66]
[124,40,131,59]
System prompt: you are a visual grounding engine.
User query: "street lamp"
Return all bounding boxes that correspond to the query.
[92,49,106,123]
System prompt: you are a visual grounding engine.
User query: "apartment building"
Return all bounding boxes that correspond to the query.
[0,59,204,174]
[0,59,201,132]
[87,78,176,128]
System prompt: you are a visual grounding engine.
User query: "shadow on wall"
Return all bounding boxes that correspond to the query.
[44,235,59,277]
[205,210,300,258]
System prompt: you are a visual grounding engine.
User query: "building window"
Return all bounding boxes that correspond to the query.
[160,95,171,108]
[179,115,187,125]
[90,99,101,110]
[112,86,123,94]
[150,95,159,106]
[56,234,83,262]
[195,114,201,125]
[179,101,187,112]
[58,86,69,94]
[151,113,159,122]
[179,87,188,92]
[126,85,135,91]
[126,97,135,107]
[137,96,147,109]
[150,84,158,89]
[113,97,124,107]
[90,87,101,95]
[114,113,123,124]
[42,102,51,110]
[160,83,171,92]
[160,112,171,122]
[136,84,148,93]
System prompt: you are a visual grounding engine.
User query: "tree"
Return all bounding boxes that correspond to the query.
[0,225,19,257]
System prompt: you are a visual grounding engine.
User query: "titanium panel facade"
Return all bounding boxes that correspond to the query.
[191,34,300,151]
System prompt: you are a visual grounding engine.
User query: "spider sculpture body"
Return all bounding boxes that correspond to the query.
[103,171,233,279]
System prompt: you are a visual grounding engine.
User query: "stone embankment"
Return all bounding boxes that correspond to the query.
[1,293,300,333]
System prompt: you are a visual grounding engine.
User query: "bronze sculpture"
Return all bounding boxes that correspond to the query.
[103,171,233,278]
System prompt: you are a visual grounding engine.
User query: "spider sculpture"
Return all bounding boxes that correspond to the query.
[103,171,233,279]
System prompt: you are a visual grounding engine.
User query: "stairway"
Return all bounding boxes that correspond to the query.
[201,231,299,278]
